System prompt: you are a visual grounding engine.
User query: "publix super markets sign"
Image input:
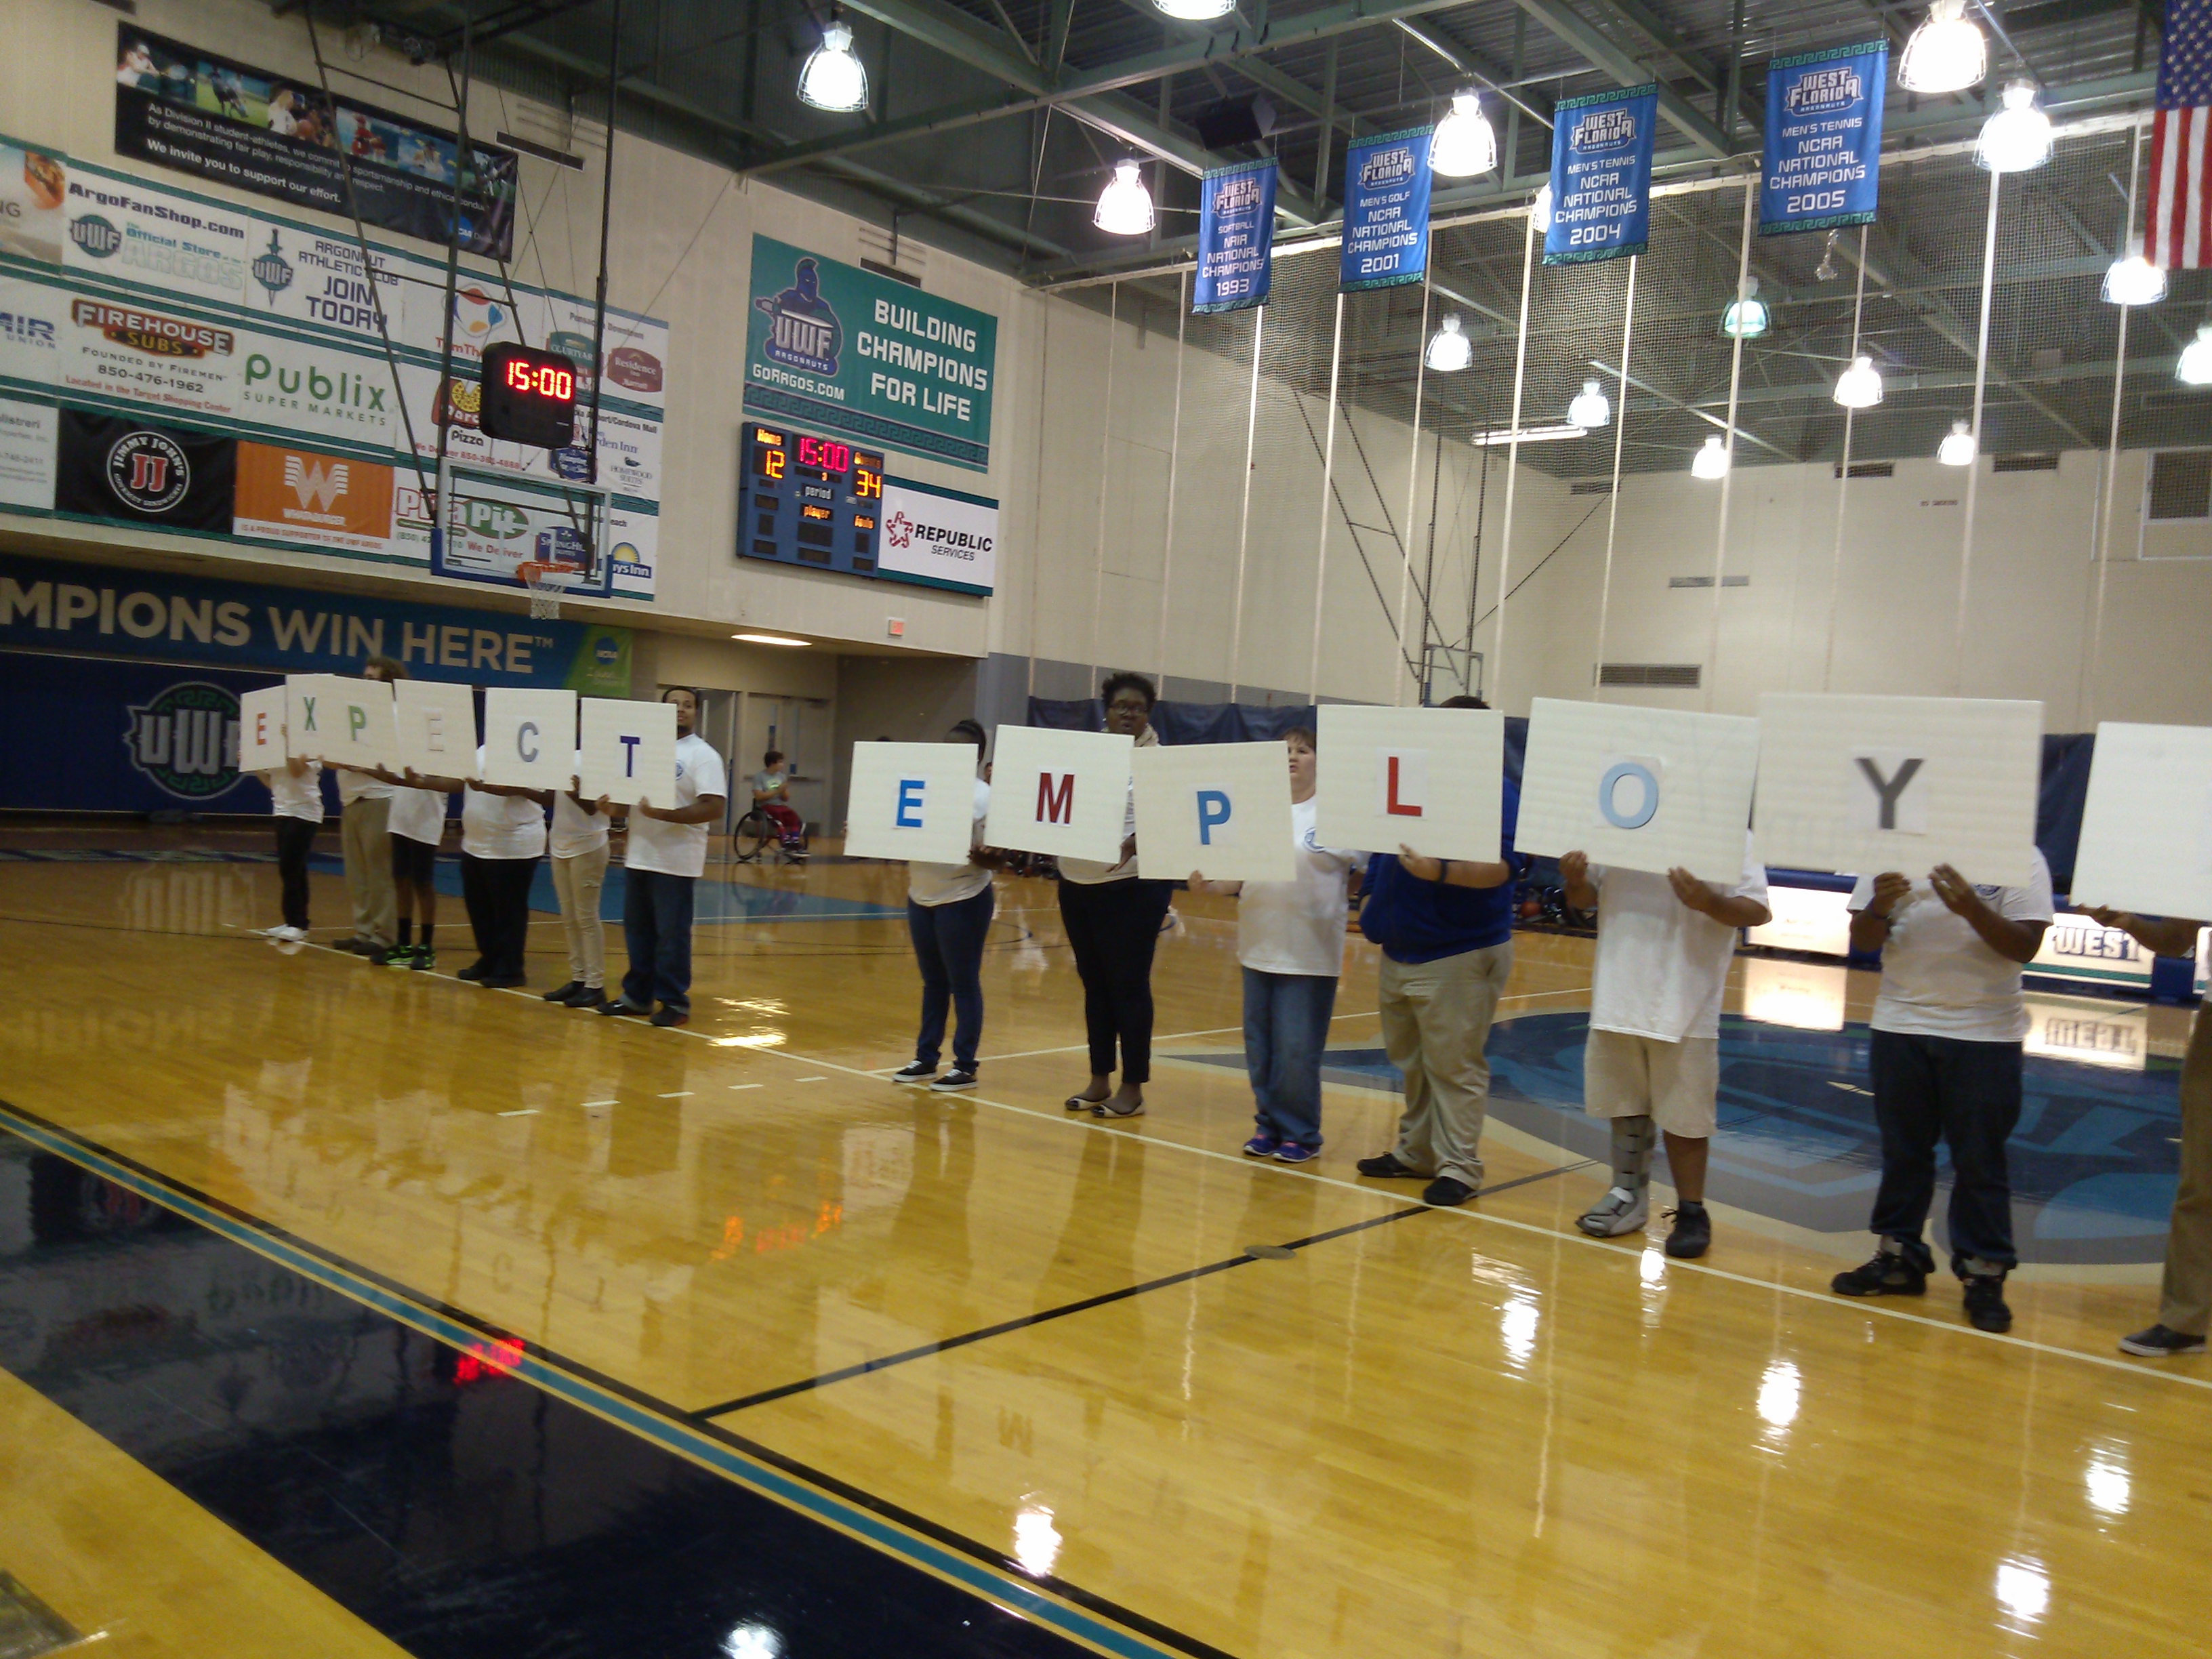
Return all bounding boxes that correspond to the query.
[744,237,997,472]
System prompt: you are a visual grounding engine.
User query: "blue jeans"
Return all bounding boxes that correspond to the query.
[1868,1027,2023,1273]
[907,884,995,1071]
[621,868,696,1012]
[1242,968,1338,1148]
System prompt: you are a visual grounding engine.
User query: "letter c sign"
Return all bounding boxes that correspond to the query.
[1597,760,1659,830]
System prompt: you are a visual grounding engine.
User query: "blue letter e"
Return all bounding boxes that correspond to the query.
[896,778,926,827]
[1196,788,1231,845]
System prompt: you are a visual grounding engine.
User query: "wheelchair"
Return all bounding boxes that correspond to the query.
[732,806,809,864]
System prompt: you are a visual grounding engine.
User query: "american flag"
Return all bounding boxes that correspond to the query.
[2148,0,2212,268]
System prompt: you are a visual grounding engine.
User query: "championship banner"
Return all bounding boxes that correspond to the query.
[1193,160,1277,314]
[1760,41,1887,237]
[112,25,516,260]
[1544,85,1658,266]
[1340,129,1432,292]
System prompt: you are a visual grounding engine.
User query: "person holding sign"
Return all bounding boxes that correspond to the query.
[380,772,447,971]
[1834,856,2054,1332]
[405,750,547,989]
[1353,696,1526,1208]
[600,687,727,1028]
[252,749,324,944]
[890,720,996,1092]
[1189,728,1358,1164]
[1558,841,1769,1258]
[1059,672,1172,1120]
[330,657,403,958]
[543,739,612,1010]
[2078,907,2209,1359]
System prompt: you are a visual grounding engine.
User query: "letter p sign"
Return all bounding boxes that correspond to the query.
[1195,788,1232,845]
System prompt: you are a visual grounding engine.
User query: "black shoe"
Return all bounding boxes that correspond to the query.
[1832,1242,1929,1298]
[455,962,490,983]
[480,974,527,989]
[930,1069,978,1092]
[1664,1202,1712,1259]
[598,998,651,1017]
[1963,1272,2013,1333]
[541,980,583,1003]
[2118,1324,2207,1357]
[1421,1176,1475,1207]
[1356,1151,1420,1179]
[649,1005,691,1028]
[891,1061,936,1084]
[562,986,609,1009]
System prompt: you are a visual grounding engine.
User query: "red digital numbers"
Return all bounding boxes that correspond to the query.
[505,357,573,401]
[797,434,851,474]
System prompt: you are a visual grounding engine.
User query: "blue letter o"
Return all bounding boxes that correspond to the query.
[1597,761,1658,830]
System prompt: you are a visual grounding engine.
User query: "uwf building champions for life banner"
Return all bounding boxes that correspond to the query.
[1193,161,1277,314]
[1761,41,1888,236]
[745,237,998,472]
[1545,85,1658,265]
[1340,130,1432,292]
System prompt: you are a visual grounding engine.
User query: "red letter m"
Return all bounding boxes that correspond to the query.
[1036,771,1074,825]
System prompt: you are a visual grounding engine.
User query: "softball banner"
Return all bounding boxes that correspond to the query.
[1340,129,1432,292]
[1193,160,1277,314]
[1544,85,1658,266]
[1760,41,1887,236]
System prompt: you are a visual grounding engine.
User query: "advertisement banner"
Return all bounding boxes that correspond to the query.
[112,26,516,260]
[0,138,66,265]
[433,468,613,597]
[1340,129,1432,292]
[743,235,997,472]
[0,651,266,813]
[1760,41,1887,237]
[0,397,54,510]
[0,550,634,693]
[1193,161,1277,314]
[232,439,394,554]
[56,406,235,531]
[878,477,997,595]
[1544,85,1659,266]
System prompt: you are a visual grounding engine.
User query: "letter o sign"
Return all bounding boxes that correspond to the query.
[1597,760,1659,830]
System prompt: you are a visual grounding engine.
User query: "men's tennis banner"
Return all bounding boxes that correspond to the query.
[1760,41,1888,237]
[1193,161,1277,314]
[1340,130,1432,292]
[1545,86,1658,266]
[744,237,998,472]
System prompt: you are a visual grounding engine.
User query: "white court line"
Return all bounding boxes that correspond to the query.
[658,1091,695,1099]
[581,1099,619,1107]
[728,1084,762,1091]
[497,1109,539,1118]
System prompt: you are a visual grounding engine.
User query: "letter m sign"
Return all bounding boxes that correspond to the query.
[1036,771,1074,825]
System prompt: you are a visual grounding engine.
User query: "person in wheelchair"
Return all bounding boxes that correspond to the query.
[748,750,808,859]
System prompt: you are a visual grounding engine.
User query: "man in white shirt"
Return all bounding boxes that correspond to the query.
[1834,855,2054,1332]
[890,720,996,1092]
[330,657,402,956]
[601,687,726,1028]
[1560,839,1771,1259]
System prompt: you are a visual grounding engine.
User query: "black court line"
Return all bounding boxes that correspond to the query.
[1479,1155,1603,1197]
[691,1203,1435,1420]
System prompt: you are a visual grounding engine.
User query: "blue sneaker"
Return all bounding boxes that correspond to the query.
[1242,1133,1279,1158]
[1273,1143,1318,1166]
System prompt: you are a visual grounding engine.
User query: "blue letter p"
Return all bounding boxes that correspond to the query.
[1196,788,1231,845]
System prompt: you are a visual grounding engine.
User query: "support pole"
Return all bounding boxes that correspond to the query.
[1487,213,1536,708]
[1821,224,1869,693]
[1954,170,2003,697]
[1591,256,1637,702]
[1704,178,1753,712]
[1227,309,1265,701]
[1307,292,1347,701]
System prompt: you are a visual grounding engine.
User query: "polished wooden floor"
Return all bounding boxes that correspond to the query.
[0,827,2205,1658]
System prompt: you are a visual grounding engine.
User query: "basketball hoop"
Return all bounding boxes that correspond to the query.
[517,560,563,620]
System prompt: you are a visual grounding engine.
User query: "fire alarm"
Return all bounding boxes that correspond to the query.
[886,617,905,638]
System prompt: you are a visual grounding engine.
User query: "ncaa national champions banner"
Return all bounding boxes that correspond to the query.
[1193,160,1277,314]
[1761,41,1888,237]
[1339,129,1433,292]
[876,477,997,596]
[1545,85,1659,266]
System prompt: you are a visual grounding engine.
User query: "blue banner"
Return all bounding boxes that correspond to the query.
[1339,129,1432,293]
[1544,85,1658,266]
[0,552,632,693]
[1193,161,1277,314]
[1761,41,1887,237]
[0,652,269,813]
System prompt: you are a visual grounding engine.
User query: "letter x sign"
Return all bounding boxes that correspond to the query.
[983,724,1134,864]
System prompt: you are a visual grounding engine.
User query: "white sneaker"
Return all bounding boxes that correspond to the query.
[271,924,309,943]
[1576,1185,1649,1238]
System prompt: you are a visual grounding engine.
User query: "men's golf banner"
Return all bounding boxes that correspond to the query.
[1340,129,1432,292]
[1193,160,1277,314]
[1545,85,1658,266]
[1760,41,1888,237]
[744,236,998,472]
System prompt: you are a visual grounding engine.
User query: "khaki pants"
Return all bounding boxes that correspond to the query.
[551,844,609,988]
[1378,941,1513,1190]
[340,795,396,947]
[2158,1005,2212,1335]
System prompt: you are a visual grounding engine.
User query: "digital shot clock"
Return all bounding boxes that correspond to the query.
[478,342,579,449]
[737,420,884,578]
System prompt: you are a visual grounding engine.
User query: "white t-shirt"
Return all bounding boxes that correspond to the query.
[550,753,609,857]
[909,777,993,907]
[265,761,324,824]
[460,746,547,860]
[1589,838,1770,1043]
[335,766,394,806]
[1237,796,1357,976]
[624,733,726,880]
[1059,728,1152,884]
[1848,851,2055,1042]
[388,785,447,847]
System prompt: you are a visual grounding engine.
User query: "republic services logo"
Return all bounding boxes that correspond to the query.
[886,510,914,549]
[126,682,240,800]
[285,454,349,512]
[753,257,842,376]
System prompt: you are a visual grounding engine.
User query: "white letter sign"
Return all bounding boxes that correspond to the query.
[237,685,288,772]
[1132,741,1294,883]
[393,679,479,779]
[2070,722,2212,921]
[845,741,980,864]
[283,674,351,762]
[1314,704,1503,861]
[481,688,577,788]
[578,698,677,806]
[1515,699,1760,880]
[983,725,1134,863]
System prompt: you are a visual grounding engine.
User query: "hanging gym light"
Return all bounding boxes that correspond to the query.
[1530,182,1553,231]
[2178,324,2212,388]
[1719,275,1768,339]
[1093,159,1156,235]
[1833,354,1885,410]
[1898,0,1988,95]
[1692,435,1731,479]
[1939,419,1978,466]
[1977,81,2053,173]
[797,16,869,113]
[1151,0,1236,18]
[1425,314,1473,373]
[1567,378,1611,429]
[2102,237,2168,307]
[1429,92,1498,178]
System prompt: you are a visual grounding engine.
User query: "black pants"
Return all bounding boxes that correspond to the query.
[1057,877,1173,1084]
[1868,1027,2024,1273]
[273,815,317,930]
[460,852,536,980]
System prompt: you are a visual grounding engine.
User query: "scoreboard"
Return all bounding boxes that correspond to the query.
[737,421,884,577]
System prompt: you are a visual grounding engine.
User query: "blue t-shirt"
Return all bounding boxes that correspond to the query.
[1358,777,1525,965]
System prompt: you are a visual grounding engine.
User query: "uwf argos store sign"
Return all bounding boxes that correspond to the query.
[0,552,632,813]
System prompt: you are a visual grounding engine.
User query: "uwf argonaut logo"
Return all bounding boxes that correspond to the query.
[1213,173,1263,214]
[105,431,190,513]
[126,682,240,800]
[753,257,842,375]
[1572,107,1638,152]
[1357,145,1417,189]
[1786,66,1863,115]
